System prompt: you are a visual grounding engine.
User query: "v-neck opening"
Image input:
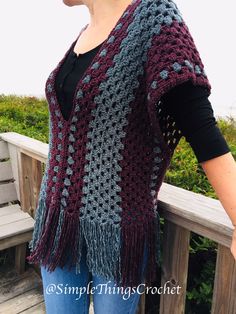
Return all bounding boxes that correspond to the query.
[50,0,138,126]
[72,41,105,58]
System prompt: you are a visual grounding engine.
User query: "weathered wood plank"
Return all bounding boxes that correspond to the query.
[0,266,18,287]
[31,158,43,215]
[15,243,27,274]
[0,132,48,163]
[160,210,231,249]
[20,302,46,314]
[0,182,18,205]
[0,161,13,181]
[137,290,146,314]
[8,143,21,202]
[211,244,236,313]
[0,140,9,159]
[0,211,31,226]
[0,267,41,304]
[0,218,34,240]
[0,204,21,217]
[160,220,190,314]
[18,153,43,216]
[0,231,33,251]
[0,286,44,313]
[158,182,234,247]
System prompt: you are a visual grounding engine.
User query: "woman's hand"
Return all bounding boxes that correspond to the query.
[230,228,236,261]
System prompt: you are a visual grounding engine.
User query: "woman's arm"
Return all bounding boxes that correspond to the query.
[161,81,236,257]
[161,81,231,163]
[200,152,236,259]
[200,152,236,225]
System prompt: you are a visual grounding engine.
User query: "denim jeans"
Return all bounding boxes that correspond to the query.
[40,240,148,314]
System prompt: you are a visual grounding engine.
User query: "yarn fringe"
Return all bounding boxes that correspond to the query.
[76,219,121,282]
[27,200,81,271]
[120,212,161,288]
[28,195,47,252]
[27,202,162,289]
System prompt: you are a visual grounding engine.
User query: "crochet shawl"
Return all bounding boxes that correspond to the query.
[27,0,211,288]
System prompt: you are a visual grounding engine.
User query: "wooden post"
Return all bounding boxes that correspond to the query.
[18,152,43,217]
[15,243,26,274]
[211,243,236,313]
[137,287,146,314]
[16,151,43,276]
[160,220,190,314]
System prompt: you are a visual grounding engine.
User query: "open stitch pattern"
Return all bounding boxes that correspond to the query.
[27,0,211,289]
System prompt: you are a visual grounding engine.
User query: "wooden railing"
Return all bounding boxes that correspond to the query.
[0,132,235,314]
[0,132,47,216]
[156,183,236,314]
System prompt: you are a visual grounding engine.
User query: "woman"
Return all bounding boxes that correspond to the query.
[27,0,236,313]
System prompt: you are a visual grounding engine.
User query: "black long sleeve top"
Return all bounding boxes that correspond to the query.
[54,41,230,163]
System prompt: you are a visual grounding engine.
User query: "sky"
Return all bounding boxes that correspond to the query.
[1,0,236,118]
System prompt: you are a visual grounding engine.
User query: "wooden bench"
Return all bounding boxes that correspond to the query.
[0,134,35,274]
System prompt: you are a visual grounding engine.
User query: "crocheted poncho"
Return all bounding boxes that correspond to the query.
[27,0,211,288]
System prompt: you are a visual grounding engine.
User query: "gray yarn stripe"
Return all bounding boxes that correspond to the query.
[28,112,53,251]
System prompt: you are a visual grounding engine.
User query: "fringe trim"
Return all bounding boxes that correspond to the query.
[76,219,121,282]
[28,195,48,252]
[27,202,81,271]
[119,212,161,289]
[27,203,162,290]
[147,212,162,286]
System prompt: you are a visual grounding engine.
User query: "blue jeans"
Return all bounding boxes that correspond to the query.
[40,241,148,314]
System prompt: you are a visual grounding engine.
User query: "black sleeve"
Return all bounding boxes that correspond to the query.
[160,81,231,163]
